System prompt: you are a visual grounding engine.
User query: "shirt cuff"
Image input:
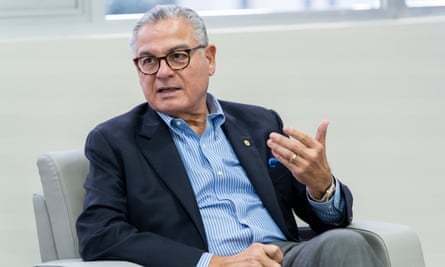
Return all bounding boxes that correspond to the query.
[307,176,342,210]
[307,177,345,224]
[196,252,213,267]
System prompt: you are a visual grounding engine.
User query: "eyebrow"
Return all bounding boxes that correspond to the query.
[137,44,191,58]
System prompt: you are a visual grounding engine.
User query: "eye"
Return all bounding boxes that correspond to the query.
[168,51,188,62]
[140,56,156,66]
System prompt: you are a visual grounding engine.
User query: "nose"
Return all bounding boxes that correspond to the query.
[156,58,174,78]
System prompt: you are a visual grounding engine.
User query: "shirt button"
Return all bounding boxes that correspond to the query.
[202,144,206,148]
[175,121,181,126]
[217,170,223,176]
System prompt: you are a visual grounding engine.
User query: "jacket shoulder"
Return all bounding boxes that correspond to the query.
[93,103,148,132]
[219,100,281,125]
[219,100,276,116]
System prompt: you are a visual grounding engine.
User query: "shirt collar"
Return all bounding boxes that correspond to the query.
[157,93,225,130]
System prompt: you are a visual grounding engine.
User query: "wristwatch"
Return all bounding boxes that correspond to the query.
[309,178,336,203]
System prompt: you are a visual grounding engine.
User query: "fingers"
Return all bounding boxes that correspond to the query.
[268,129,312,165]
[267,121,332,187]
[269,121,329,157]
[315,120,329,145]
[283,121,329,148]
[267,133,304,164]
[209,243,282,267]
[263,244,283,263]
[249,243,282,266]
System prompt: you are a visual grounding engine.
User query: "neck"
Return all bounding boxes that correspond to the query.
[185,117,207,136]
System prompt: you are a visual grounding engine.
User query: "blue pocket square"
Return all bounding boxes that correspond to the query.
[268,157,280,168]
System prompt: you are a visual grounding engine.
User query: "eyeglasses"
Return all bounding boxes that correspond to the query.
[133,45,207,75]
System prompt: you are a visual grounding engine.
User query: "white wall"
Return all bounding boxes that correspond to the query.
[0,17,444,266]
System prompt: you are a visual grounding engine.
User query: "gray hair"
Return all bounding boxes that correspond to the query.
[129,5,209,56]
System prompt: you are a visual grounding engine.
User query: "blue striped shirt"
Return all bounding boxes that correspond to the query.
[158,94,344,267]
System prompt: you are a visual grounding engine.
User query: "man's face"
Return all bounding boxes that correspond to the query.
[134,18,216,119]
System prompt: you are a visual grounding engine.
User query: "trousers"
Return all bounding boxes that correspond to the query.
[274,229,386,267]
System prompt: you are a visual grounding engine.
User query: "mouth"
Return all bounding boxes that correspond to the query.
[157,87,180,93]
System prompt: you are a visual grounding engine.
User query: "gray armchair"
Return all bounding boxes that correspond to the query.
[32,150,425,267]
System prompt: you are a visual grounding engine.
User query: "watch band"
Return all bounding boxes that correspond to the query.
[319,178,336,202]
[308,177,336,203]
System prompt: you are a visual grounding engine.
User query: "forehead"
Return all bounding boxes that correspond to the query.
[135,18,196,56]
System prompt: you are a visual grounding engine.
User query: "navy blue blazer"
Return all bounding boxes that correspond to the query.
[76,99,353,267]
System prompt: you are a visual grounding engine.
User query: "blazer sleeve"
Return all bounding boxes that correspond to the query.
[76,127,205,267]
[262,108,353,234]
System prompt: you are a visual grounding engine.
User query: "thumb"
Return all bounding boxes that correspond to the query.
[263,244,283,263]
[315,120,329,145]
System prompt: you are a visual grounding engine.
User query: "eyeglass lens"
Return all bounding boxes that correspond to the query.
[138,50,191,74]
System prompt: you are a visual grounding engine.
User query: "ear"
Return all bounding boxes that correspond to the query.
[205,44,216,76]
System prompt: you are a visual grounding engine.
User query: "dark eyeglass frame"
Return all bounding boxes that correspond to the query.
[133,44,207,75]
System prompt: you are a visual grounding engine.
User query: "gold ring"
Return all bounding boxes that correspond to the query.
[289,153,298,164]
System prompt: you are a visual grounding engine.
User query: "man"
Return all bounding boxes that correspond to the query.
[76,5,383,267]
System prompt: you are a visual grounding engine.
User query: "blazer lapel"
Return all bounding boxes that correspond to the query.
[222,112,291,237]
[136,109,208,247]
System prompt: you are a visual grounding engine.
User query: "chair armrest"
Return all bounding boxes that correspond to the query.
[33,192,58,262]
[33,258,143,267]
[349,221,425,267]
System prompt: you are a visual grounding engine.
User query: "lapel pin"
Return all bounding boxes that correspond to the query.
[243,139,251,147]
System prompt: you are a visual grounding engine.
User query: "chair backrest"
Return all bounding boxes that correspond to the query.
[34,150,89,261]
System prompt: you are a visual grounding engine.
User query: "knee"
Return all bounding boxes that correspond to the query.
[281,229,383,267]
[316,229,385,266]
[319,229,368,250]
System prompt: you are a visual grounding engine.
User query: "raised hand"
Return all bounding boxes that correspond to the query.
[267,120,332,199]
